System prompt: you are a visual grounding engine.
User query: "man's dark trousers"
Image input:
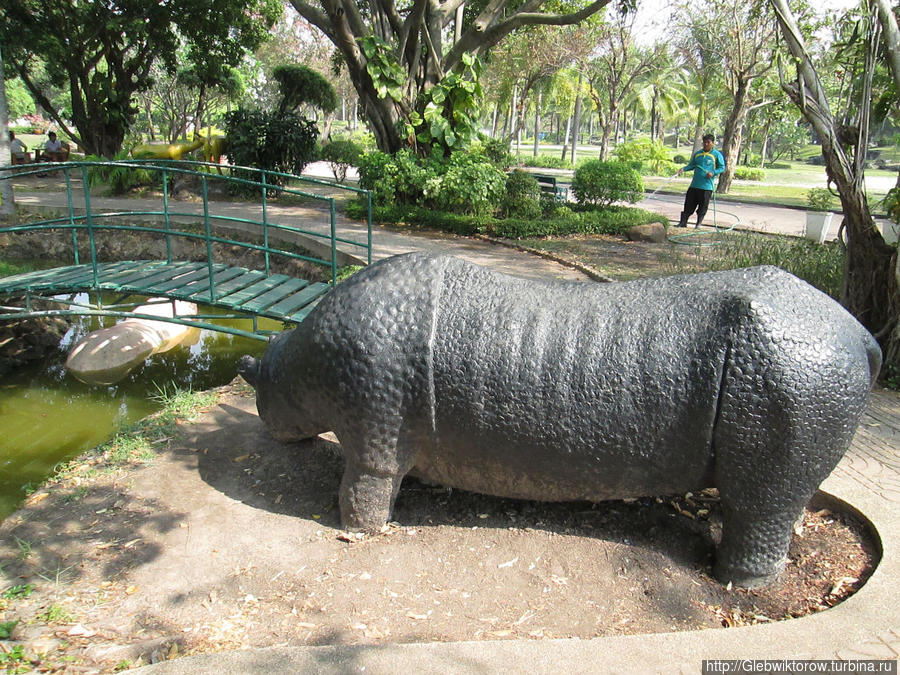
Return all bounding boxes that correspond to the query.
[678,187,712,227]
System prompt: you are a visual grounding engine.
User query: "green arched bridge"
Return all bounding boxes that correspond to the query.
[0,160,372,340]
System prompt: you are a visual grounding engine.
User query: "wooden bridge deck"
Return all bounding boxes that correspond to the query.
[0,261,332,325]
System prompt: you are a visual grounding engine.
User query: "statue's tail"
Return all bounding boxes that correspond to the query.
[238,355,260,388]
[864,330,883,390]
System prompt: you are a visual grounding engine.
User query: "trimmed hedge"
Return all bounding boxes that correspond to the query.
[346,201,667,239]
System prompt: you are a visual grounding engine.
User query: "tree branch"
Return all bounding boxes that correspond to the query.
[446,0,612,72]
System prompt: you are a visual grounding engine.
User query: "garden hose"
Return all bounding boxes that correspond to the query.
[644,173,743,247]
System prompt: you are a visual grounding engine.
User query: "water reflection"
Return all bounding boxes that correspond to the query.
[0,293,273,519]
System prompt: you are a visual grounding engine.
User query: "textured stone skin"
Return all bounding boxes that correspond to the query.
[239,252,881,587]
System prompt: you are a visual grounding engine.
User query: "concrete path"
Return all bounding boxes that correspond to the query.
[8,172,900,673]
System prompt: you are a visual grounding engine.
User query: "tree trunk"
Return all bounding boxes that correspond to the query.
[771,0,899,374]
[759,119,771,168]
[570,71,583,165]
[560,115,571,161]
[0,39,14,217]
[533,91,542,158]
[717,76,752,193]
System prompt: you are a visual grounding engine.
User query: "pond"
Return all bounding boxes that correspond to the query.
[0,294,272,520]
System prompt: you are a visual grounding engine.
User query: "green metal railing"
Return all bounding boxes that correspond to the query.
[0,160,373,339]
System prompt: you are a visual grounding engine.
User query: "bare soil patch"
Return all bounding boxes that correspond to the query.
[0,384,878,672]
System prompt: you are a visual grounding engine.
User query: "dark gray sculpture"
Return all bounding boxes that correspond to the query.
[240,252,881,587]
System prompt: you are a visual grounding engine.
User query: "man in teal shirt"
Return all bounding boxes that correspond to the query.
[676,133,726,228]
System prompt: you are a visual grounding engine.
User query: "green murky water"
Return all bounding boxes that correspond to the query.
[0,294,273,519]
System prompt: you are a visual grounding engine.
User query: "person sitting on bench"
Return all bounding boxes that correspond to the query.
[36,132,69,162]
[9,131,31,165]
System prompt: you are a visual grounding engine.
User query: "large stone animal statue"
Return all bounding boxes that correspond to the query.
[239,253,880,588]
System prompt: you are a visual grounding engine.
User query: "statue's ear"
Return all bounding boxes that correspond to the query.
[238,355,260,387]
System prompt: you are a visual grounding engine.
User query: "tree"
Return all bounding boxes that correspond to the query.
[287,0,621,154]
[586,10,661,160]
[0,39,14,217]
[0,0,281,157]
[706,0,779,193]
[769,0,898,373]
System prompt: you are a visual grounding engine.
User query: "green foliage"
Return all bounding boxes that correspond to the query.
[5,78,34,119]
[359,36,406,102]
[807,187,835,211]
[477,137,514,169]
[425,153,506,217]
[707,235,844,300]
[320,139,363,183]
[407,53,485,154]
[0,261,34,278]
[522,154,573,170]
[2,585,34,601]
[0,621,18,639]
[612,138,670,174]
[883,187,900,223]
[224,109,319,187]
[85,153,158,195]
[571,160,644,207]
[1,0,281,156]
[349,202,666,240]
[357,149,440,206]
[733,167,765,181]
[502,170,542,219]
[273,65,338,114]
[673,154,688,164]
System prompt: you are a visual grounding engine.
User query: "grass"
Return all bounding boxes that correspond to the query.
[35,603,75,624]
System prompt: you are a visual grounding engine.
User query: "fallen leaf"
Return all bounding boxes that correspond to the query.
[67,624,96,637]
[233,454,250,463]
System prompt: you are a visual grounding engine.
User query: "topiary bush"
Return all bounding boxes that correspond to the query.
[501,169,542,219]
[224,108,319,187]
[571,160,644,207]
[320,139,363,183]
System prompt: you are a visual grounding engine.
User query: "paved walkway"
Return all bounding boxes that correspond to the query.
[6,172,900,673]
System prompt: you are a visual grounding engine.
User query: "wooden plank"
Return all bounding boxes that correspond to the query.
[202,269,266,301]
[103,262,204,290]
[215,274,293,307]
[265,282,329,317]
[92,261,171,287]
[285,295,326,323]
[241,278,310,313]
[145,267,218,294]
[177,266,243,301]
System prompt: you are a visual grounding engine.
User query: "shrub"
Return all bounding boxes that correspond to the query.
[320,139,363,183]
[501,170,542,219]
[357,149,440,206]
[708,234,844,300]
[733,166,765,181]
[612,138,670,174]
[478,137,514,169]
[673,154,688,165]
[85,152,158,195]
[522,154,573,170]
[807,187,835,211]
[224,108,319,186]
[426,153,506,217]
[571,160,643,207]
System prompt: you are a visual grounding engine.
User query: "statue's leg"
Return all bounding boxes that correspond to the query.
[335,417,415,532]
[338,459,407,532]
[712,349,863,587]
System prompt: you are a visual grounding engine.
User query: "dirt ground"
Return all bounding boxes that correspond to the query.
[0,380,878,673]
